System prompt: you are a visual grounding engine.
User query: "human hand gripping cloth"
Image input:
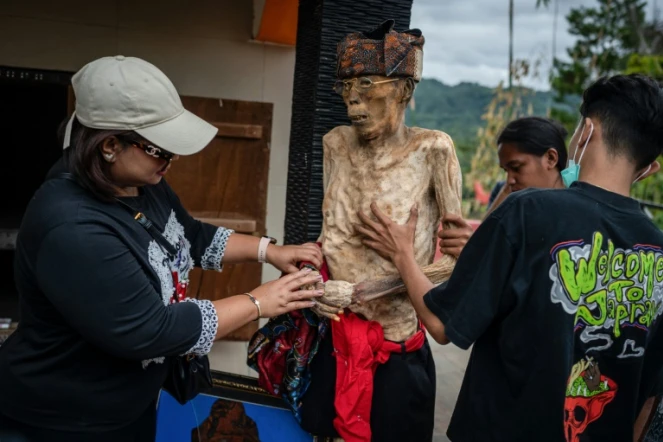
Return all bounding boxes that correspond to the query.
[247,243,330,422]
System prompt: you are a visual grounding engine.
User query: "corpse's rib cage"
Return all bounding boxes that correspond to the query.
[283,0,415,244]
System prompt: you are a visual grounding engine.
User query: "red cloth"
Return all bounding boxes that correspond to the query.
[332,312,426,442]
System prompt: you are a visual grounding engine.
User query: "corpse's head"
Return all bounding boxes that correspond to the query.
[335,20,424,143]
[335,75,415,141]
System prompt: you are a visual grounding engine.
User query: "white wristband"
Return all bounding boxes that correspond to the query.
[258,236,271,263]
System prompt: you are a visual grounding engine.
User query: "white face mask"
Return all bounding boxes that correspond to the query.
[633,164,652,184]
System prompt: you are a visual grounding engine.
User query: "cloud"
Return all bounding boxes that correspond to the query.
[410,0,597,90]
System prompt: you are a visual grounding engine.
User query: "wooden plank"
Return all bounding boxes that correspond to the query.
[211,122,263,140]
[191,211,257,234]
[168,98,272,236]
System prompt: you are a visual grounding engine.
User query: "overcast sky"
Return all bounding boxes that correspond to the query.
[410,0,630,90]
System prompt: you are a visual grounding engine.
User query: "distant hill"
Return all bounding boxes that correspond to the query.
[404,78,580,172]
[405,78,553,144]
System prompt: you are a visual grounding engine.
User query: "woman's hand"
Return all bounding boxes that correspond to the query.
[266,243,323,274]
[251,268,324,318]
[438,213,473,258]
[355,202,418,262]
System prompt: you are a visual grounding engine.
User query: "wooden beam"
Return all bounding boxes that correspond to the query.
[191,211,257,233]
[211,122,263,140]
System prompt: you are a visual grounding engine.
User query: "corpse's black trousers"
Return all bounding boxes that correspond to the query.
[299,329,437,442]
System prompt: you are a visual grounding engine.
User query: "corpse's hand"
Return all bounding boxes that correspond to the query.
[313,280,355,322]
[438,213,473,258]
[266,243,323,274]
[304,273,354,322]
[354,202,418,262]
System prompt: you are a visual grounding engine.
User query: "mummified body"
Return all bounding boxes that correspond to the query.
[319,126,461,341]
[293,20,463,442]
[313,27,462,343]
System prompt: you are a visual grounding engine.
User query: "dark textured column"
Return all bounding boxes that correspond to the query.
[284,0,414,244]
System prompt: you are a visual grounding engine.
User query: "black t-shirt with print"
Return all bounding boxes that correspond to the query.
[0,160,230,432]
[425,182,663,442]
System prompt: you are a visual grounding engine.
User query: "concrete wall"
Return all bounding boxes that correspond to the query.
[0,0,296,376]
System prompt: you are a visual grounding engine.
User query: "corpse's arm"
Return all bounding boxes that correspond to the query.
[301,131,357,320]
[353,133,463,303]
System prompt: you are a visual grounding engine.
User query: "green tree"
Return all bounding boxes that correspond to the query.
[550,0,647,133]
[552,0,646,101]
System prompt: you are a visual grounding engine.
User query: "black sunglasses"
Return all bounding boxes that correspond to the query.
[131,142,175,163]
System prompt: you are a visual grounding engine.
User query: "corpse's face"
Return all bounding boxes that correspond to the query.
[338,75,412,141]
[498,142,559,192]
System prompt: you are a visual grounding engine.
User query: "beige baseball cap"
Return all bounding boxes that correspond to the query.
[63,55,218,155]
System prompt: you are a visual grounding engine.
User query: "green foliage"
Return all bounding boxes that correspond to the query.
[552,0,646,100]
[625,53,663,78]
[550,0,647,136]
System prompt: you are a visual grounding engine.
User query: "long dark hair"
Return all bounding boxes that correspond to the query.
[497,117,568,171]
[58,117,143,201]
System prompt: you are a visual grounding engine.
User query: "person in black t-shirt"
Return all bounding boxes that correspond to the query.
[440,116,568,258]
[0,56,324,442]
[355,74,663,441]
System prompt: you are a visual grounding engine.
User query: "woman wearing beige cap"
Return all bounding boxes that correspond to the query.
[0,55,323,441]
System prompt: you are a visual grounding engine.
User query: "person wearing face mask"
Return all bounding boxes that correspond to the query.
[355,74,663,442]
[439,116,568,258]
